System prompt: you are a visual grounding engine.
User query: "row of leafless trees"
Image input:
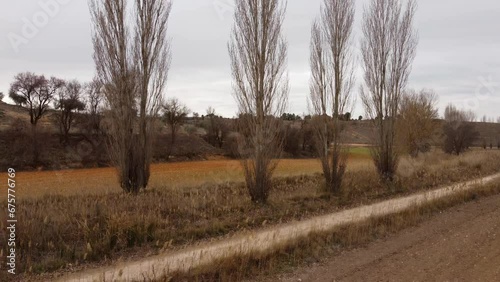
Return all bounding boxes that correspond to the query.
[229,0,421,201]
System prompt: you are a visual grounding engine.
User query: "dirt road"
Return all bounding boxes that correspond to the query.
[271,192,500,282]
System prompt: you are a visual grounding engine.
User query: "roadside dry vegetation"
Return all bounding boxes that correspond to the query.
[1,150,499,277]
[170,176,500,282]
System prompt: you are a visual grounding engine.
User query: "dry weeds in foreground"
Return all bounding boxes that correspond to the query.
[1,151,498,278]
[169,177,500,282]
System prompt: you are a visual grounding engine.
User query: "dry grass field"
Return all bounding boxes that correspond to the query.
[1,149,499,279]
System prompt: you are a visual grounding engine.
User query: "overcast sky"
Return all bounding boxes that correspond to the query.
[1,0,499,119]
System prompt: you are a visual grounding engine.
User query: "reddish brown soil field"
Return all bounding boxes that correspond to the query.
[0,157,372,199]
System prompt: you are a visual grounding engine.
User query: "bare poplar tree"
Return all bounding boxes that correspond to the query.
[133,0,172,189]
[309,0,355,194]
[360,0,418,181]
[229,0,289,203]
[90,0,172,193]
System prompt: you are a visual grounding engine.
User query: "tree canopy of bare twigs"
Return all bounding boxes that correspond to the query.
[444,104,476,123]
[163,98,189,159]
[442,104,479,155]
[309,0,355,194]
[89,0,172,193]
[9,72,65,164]
[360,0,418,181]
[53,80,86,144]
[229,0,289,203]
[9,72,64,126]
[84,78,104,135]
[397,89,438,157]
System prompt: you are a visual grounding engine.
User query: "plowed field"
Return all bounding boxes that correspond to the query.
[1,155,371,199]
